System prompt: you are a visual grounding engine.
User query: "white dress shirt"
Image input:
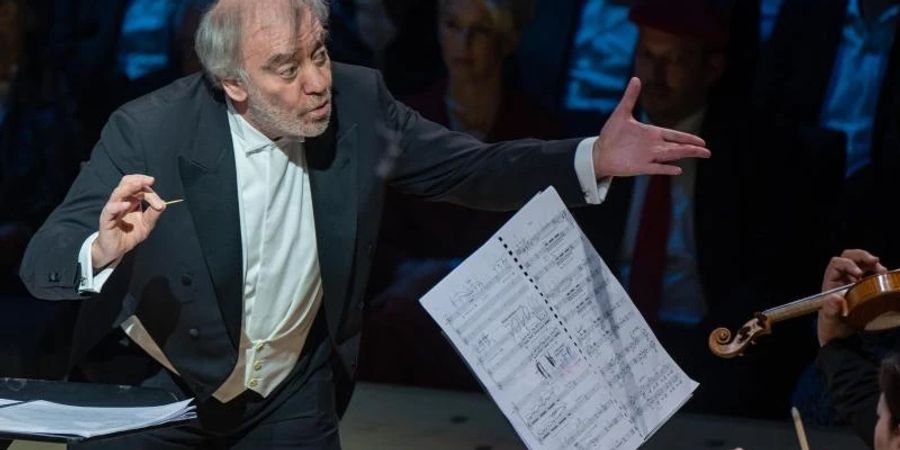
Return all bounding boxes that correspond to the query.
[80,100,322,402]
[77,107,607,402]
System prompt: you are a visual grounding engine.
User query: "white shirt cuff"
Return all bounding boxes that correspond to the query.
[574,137,612,204]
[78,232,120,293]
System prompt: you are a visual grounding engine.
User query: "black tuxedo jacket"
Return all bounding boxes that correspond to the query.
[19,63,587,401]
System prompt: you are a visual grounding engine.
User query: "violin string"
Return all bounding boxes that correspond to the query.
[763,283,851,317]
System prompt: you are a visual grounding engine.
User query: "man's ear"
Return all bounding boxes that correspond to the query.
[222,78,248,103]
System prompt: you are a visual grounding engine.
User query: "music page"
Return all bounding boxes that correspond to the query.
[420,187,698,450]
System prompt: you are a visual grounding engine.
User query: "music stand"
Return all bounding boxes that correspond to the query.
[0,378,194,448]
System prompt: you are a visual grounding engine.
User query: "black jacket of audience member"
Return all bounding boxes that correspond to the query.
[754,0,900,265]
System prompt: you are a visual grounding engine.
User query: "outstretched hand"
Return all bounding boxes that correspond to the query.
[592,77,711,178]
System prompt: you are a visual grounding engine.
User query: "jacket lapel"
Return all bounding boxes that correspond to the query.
[178,86,244,348]
[307,89,359,340]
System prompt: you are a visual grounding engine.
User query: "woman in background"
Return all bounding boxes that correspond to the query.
[359,0,561,391]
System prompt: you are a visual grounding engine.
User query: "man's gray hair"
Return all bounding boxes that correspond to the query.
[194,0,329,87]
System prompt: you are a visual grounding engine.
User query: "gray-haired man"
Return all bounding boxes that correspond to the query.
[20,0,709,447]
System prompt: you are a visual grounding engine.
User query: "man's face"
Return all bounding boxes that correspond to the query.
[633,26,722,127]
[225,2,332,139]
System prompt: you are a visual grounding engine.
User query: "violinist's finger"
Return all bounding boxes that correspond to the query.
[876,262,889,274]
[821,294,843,319]
[840,249,882,271]
[818,293,855,346]
[840,297,849,317]
[823,257,864,290]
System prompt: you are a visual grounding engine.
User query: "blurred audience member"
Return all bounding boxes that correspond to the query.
[756,0,899,259]
[562,0,637,116]
[593,0,823,418]
[0,0,83,293]
[359,0,562,391]
[50,0,213,148]
[328,0,445,96]
[0,0,80,380]
[514,0,635,135]
[757,1,900,420]
[758,0,785,42]
[515,0,783,135]
[413,0,552,139]
[620,0,730,331]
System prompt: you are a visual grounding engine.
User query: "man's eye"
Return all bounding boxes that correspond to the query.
[280,65,298,78]
[314,50,328,64]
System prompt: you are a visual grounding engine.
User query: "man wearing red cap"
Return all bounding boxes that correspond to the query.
[616,0,819,418]
[620,0,730,336]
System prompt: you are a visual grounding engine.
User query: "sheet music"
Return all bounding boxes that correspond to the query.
[420,187,698,450]
[0,398,196,439]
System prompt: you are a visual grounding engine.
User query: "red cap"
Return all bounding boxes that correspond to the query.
[629,0,730,49]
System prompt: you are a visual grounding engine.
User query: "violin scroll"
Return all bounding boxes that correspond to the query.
[708,313,772,358]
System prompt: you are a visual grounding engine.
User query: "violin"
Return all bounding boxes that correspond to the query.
[709,270,900,358]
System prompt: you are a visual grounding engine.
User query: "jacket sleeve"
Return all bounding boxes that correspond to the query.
[816,335,880,448]
[378,72,589,211]
[19,108,145,300]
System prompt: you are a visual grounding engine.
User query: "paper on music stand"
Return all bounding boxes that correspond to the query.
[420,187,698,450]
[0,397,195,440]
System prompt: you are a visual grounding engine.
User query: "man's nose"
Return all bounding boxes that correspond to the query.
[302,66,329,95]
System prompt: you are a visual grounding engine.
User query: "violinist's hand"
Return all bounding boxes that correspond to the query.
[817,249,887,346]
[817,293,853,347]
[821,249,887,290]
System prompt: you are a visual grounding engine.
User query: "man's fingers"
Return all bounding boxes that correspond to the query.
[141,188,166,211]
[101,201,133,224]
[143,202,166,230]
[654,144,711,162]
[659,128,706,147]
[841,248,879,263]
[828,256,864,279]
[839,248,888,274]
[821,294,844,318]
[110,175,155,202]
[644,163,683,176]
[611,77,641,119]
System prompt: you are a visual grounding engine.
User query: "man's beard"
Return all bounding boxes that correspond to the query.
[246,85,331,139]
